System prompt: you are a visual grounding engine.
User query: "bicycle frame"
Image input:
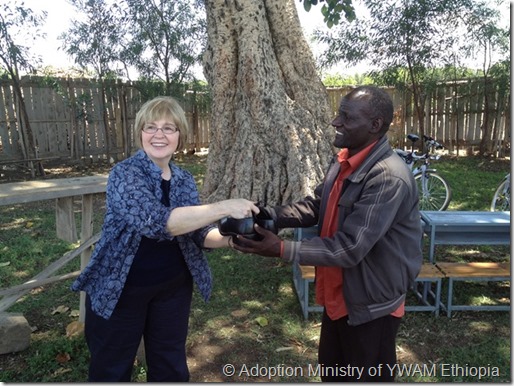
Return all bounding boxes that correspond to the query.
[491,173,510,211]
[502,174,511,207]
[502,173,510,193]
[395,134,451,210]
[413,164,428,195]
[411,154,440,194]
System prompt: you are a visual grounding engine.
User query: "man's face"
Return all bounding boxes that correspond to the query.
[331,94,376,154]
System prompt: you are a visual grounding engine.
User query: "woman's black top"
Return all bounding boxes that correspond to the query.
[125,178,188,286]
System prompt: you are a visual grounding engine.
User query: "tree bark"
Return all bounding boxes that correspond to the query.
[202,0,334,205]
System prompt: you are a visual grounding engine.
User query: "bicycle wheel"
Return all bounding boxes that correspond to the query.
[414,171,452,211]
[490,179,510,211]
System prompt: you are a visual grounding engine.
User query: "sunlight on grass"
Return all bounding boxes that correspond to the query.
[278,283,294,295]
[396,344,423,366]
[242,299,268,309]
[280,320,320,344]
[468,321,493,333]
[13,270,30,279]
[216,325,239,340]
[2,218,25,229]
[30,330,54,343]
[204,316,231,330]
[471,295,508,306]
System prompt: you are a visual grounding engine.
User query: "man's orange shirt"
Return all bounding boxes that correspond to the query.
[315,142,405,321]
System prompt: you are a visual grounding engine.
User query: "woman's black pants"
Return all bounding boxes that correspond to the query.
[85,272,193,382]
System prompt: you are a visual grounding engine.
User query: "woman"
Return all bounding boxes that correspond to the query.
[71,96,257,382]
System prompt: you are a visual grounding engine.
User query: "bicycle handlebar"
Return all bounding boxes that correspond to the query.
[422,134,444,150]
[396,149,435,163]
[395,133,444,164]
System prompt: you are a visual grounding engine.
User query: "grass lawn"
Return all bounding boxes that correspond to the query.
[0,153,510,382]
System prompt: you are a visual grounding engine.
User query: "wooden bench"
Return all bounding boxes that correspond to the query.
[292,263,323,320]
[435,262,511,317]
[0,175,108,243]
[292,226,445,319]
[405,263,445,316]
[292,261,446,319]
[292,227,322,319]
[0,175,108,322]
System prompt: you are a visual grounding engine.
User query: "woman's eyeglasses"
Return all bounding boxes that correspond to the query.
[142,125,179,134]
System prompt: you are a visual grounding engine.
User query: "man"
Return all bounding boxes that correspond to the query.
[233,86,422,382]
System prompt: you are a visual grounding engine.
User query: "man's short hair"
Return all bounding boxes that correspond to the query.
[347,86,394,132]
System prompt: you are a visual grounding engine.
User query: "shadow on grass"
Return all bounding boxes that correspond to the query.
[1,247,510,382]
[397,312,510,382]
[187,248,322,382]
[188,248,511,382]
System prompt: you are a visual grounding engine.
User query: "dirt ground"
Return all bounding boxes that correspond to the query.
[0,159,115,183]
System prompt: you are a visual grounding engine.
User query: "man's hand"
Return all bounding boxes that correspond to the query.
[232,224,282,257]
[254,205,274,221]
[254,206,277,235]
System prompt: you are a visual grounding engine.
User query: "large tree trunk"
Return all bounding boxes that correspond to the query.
[202,0,334,205]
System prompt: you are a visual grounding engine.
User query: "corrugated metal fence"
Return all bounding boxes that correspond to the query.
[0,76,509,166]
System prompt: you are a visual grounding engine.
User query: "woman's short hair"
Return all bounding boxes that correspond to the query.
[133,96,189,152]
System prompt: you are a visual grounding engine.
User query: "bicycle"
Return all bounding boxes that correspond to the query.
[490,173,510,211]
[394,133,452,211]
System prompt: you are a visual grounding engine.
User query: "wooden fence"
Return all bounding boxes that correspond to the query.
[0,76,210,165]
[0,77,510,167]
[327,80,510,155]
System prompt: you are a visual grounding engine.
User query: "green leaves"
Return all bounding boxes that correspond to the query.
[300,0,356,28]
[0,2,46,76]
[254,316,269,327]
[303,0,314,12]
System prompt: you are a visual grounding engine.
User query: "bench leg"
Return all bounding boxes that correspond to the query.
[56,197,78,243]
[410,279,442,316]
[302,279,309,320]
[422,282,429,302]
[79,194,94,323]
[429,227,436,263]
[446,278,454,318]
[434,280,442,317]
[292,264,309,320]
[443,275,510,316]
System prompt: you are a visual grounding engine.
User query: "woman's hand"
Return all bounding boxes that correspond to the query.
[216,199,259,219]
[167,199,258,236]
